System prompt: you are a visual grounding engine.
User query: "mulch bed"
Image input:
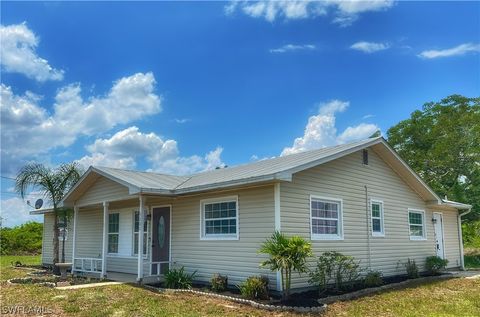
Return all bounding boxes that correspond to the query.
[9,265,103,287]
[146,272,448,308]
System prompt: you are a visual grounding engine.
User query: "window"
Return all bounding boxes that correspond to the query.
[310,196,343,240]
[408,209,426,240]
[58,217,68,240]
[133,210,148,256]
[108,213,120,253]
[200,196,238,240]
[371,200,384,237]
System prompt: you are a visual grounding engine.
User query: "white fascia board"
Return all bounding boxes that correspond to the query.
[379,139,442,204]
[29,208,54,215]
[60,166,95,206]
[441,199,472,210]
[61,166,141,206]
[285,137,383,176]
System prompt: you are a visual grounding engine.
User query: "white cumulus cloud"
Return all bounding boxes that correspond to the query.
[281,100,379,156]
[337,123,379,143]
[76,126,225,175]
[0,195,43,228]
[0,72,161,175]
[350,41,390,53]
[418,43,480,59]
[270,44,316,53]
[225,0,394,26]
[0,23,64,81]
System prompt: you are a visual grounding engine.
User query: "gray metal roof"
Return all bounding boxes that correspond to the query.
[92,137,381,194]
[53,136,470,211]
[94,167,189,191]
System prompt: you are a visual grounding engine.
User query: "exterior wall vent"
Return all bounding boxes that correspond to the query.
[363,149,369,165]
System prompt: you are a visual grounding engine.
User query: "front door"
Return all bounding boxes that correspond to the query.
[151,206,170,274]
[433,213,445,259]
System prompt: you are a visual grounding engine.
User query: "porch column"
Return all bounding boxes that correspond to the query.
[137,195,145,282]
[101,201,109,278]
[71,205,79,271]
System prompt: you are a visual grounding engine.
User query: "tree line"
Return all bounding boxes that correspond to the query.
[0,221,43,255]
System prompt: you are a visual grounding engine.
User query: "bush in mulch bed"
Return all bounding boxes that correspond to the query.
[146,282,324,309]
[146,271,448,312]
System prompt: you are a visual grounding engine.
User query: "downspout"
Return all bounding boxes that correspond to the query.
[274,183,282,292]
[365,185,371,269]
[457,208,471,270]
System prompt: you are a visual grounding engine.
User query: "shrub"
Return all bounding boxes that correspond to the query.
[425,256,449,275]
[462,221,480,248]
[404,258,419,279]
[309,251,362,294]
[239,276,269,300]
[164,267,196,289]
[210,273,228,292]
[364,270,384,288]
[0,222,43,255]
[259,231,312,300]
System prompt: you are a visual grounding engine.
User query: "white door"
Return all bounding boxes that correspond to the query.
[433,213,445,259]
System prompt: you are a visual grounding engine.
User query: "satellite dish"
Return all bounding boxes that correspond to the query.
[34,199,43,209]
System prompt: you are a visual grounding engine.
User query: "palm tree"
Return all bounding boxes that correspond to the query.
[15,162,83,269]
[259,231,313,301]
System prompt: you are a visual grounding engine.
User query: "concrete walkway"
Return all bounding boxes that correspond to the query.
[449,270,480,279]
[56,281,123,290]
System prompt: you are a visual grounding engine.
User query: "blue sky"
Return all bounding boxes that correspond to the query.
[1,1,479,226]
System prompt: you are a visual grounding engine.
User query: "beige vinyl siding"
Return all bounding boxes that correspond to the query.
[75,206,151,275]
[427,208,461,268]
[280,148,440,289]
[42,213,74,265]
[76,177,130,207]
[75,207,103,259]
[170,185,277,288]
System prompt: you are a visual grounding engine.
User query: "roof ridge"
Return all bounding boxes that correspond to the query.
[96,137,380,179]
[186,137,379,177]
[96,165,187,179]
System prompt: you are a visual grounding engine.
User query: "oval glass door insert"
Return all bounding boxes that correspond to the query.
[158,216,165,248]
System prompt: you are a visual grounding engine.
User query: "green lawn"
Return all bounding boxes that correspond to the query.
[1,255,479,317]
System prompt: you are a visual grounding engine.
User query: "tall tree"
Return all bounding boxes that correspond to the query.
[387,95,480,220]
[15,163,83,268]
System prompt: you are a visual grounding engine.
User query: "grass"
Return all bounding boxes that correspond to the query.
[0,254,41,280]
[1,255,479,316]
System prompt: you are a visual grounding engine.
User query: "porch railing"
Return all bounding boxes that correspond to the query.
[73,257,102,273]
[145,261,172,276]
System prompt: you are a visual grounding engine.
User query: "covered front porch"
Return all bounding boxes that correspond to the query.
[69,194,173,283]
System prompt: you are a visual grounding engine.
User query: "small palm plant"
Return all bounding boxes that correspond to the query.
[258,231,312,301]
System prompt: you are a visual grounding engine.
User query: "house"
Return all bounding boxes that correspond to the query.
[31,137,471,291]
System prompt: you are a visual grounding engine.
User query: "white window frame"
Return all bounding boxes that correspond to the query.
[132,210,149,258]
[370,199,385,237]
[200,195,239,240]
[408,209,427,241]
[310,195,344,240]
[108,212,120,254]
